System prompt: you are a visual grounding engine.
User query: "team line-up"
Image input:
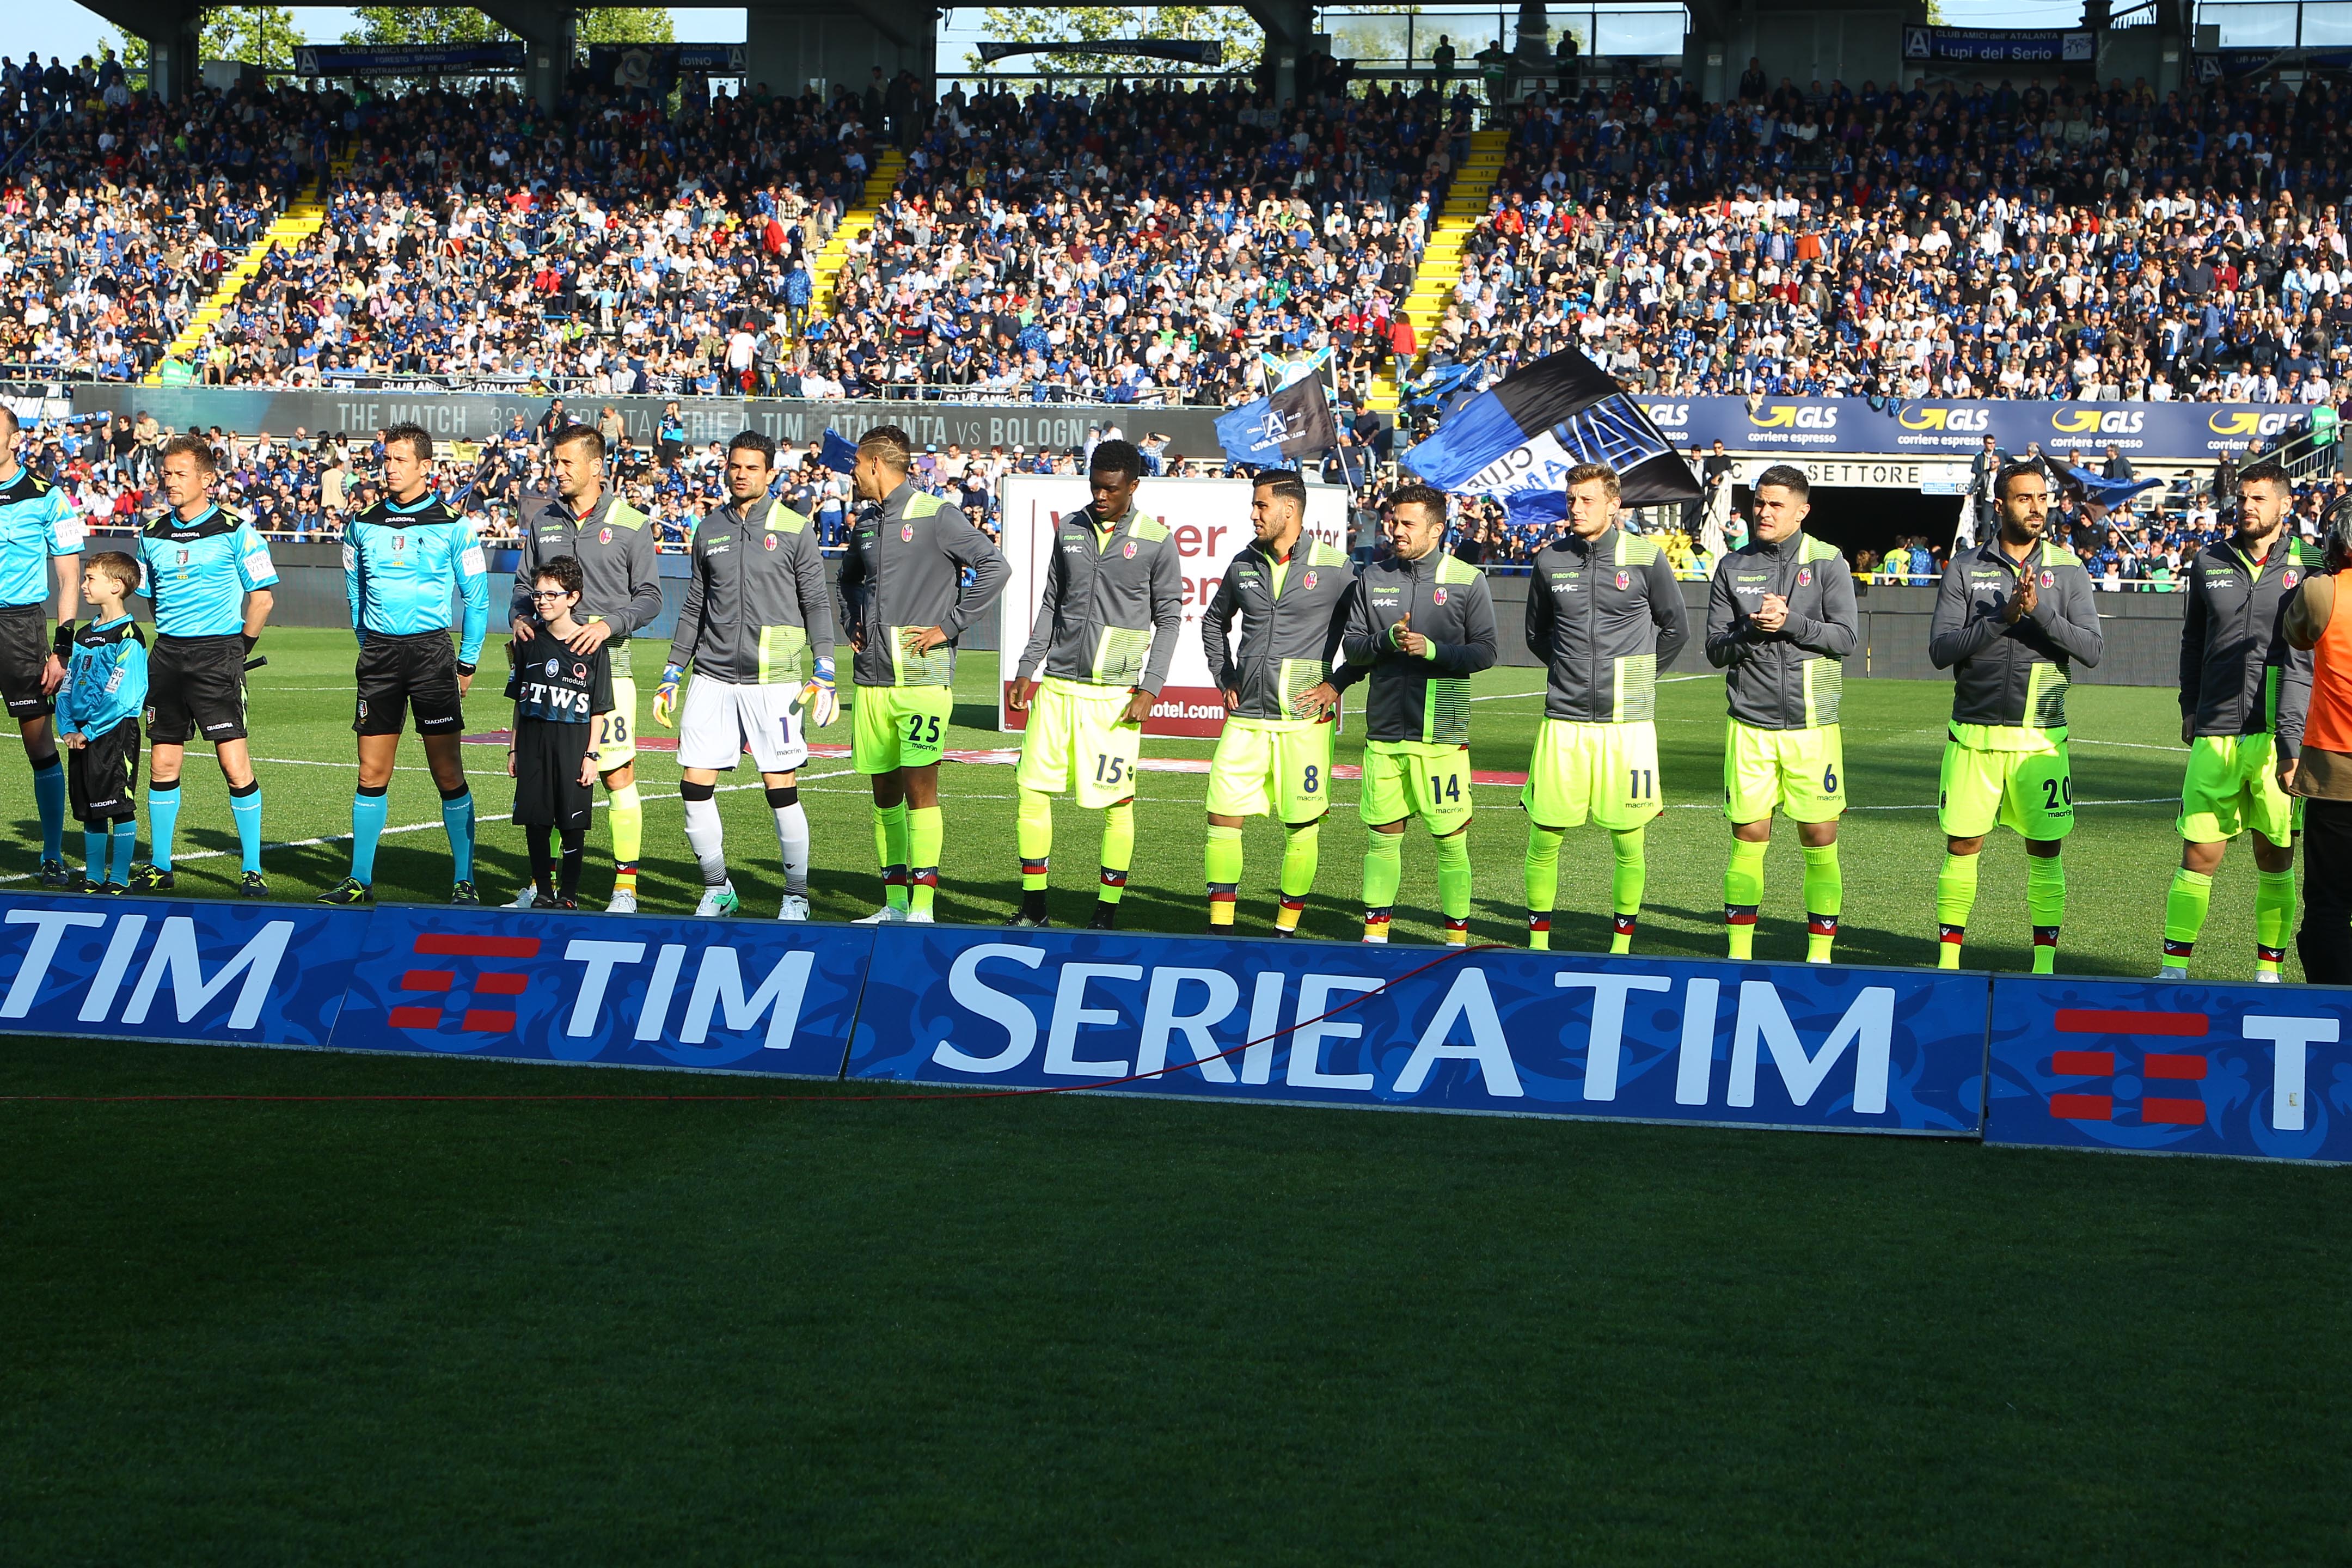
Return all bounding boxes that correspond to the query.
[5,410,2346,984]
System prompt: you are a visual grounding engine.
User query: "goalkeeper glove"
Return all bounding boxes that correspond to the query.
[654,665,683,727]
[800,655,839,728]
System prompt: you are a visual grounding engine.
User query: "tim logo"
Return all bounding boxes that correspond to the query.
[2043,1006,2332,1131]
[389,932,537,1033]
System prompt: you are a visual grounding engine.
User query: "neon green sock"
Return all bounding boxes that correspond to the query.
[1523,823,1563,948]
[1802,842,1842,963]
[1205,823,1243,926]
[2163,867,2213,965]
[2257,867,2296,974]
[906,805,943,917]
[1435,828,1471,942]
[1097,801,1135,905]
[2028,853,2065,975]
[1609,827,1645,953]
[1937,850,1980,970]
[1363,829,1401,912]
[1724,837,1768,960]
[1017,788,1053,890]
[1278,819,1319,899]
[873,801,910,910]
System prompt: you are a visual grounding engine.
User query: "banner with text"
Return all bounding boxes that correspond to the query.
[1637,397,2306,463]
[846,930,1988,1134]
[1902,26,2093,63]
[335,906,871,1076]
[995,475,1349,737]
[1984,978,2351,1163]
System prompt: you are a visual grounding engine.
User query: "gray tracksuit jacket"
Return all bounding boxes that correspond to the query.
[664,498,836,685]
[1331,549,1498,744]
[1703,531,1859,730]
[836,480,1008,689]
[1929,537,2105,733]
[1014,501,1186,694]
[2180,534,2313,757]
[512,489,664,672]
[1524,524,1690,723]
[1200,536,1354,719]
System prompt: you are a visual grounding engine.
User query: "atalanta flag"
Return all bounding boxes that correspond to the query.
[1215,375,1339,465]
[819,428,861,474]
[1401,347,1699,508]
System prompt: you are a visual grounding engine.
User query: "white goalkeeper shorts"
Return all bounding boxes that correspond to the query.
[677,677,808,774]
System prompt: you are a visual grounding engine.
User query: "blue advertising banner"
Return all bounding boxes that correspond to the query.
[0,893,352,1046]
[1636,397,2306,463]
[1984,978,2352,1163]
[334,906,873,1076]
[846,930,1986,1134]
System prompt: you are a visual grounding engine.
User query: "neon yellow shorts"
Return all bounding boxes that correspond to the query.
[2178,732,2300,844]
[1361,739,1473,832]
[1015,677,1142,808]
[1205,715,1334,822]
[1519,718,1662,830]
[1939,733,2074,841]
[592,675,639,772]
[1723,719,1845,824]
[853,683,953,773]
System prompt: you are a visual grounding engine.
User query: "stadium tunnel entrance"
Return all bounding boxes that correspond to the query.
[1726,483,1973,565]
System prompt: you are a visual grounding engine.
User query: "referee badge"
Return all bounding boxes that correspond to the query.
[1432,586,1448,605]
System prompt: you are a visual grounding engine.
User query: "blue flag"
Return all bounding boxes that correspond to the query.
[1402,346,1698,508]
[1215,376,1338,466]
[2063,464,2163,514]
[820,428,860,474]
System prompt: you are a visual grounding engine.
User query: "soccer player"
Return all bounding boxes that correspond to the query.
[0,403,83,886]
[1301,484,1497,945]
[510,423,663,911]
[1927,461,2104,972]
[2161,457,2311,982]
[836,425,1007,923]
[1519,462,1689,953]
[1703,465,1857,962]
[131,433,278,896]
[54,550,145,893]
[656,431,837,919]
[320,422,491,906]
[1200,468,1353,934]
[506,558,615,911]
[1006,439,1184,930]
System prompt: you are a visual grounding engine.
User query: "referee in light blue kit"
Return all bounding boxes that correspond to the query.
[0,403,84,886]
[320,421,491,906]
[130,433,279,896]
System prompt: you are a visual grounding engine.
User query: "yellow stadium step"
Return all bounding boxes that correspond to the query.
[147,195,330,384]
[805,148,906,327]
[1385,125,1516,408]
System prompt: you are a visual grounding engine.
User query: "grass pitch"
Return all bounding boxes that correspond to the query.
[3,632,2343,1562]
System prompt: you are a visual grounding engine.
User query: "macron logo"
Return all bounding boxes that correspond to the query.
[389,932,537,1033]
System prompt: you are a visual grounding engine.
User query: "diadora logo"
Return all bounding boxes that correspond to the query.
[389,931,535,1033]
[2039,1006,2332,1132]
[1898,406,1990,432]
[1749,405,1837,430]
[2050,408,2145,436]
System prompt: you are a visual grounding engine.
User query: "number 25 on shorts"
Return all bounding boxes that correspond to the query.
[905,713,941,746]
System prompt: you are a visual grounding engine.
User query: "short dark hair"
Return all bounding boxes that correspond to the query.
[858,425,913,472]
[534,554,586,601]
[728,430,777,468]
[84,549,140,593]
[1564,462,1621,501]
[1386,482,1448,522]
[1754,464,1811,499]
[384,421,433,462]
[160,433,217,473]
[549,423,604,460]
[2239,457,2291,492]
[1253,469,1308,507]
[1089,439,1143,482]
[1995,460,2050,500]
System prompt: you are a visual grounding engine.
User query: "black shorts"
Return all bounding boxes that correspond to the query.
[148,633,249,745]
[69,715,140,823]
[355,632,464,737]
[0,602,54,719]
[512,718,594,830]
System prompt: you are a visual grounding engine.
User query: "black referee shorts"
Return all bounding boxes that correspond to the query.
[148,633,249,745]
[354,631,465,737]
[0,602,54,719]
[511,718,595,830]
[69,715,140,823]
